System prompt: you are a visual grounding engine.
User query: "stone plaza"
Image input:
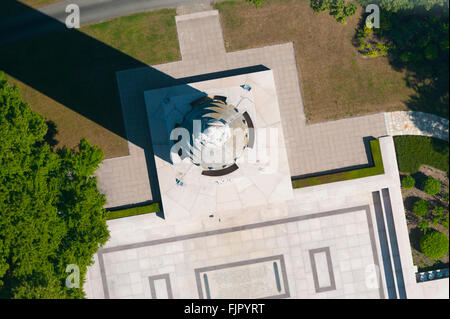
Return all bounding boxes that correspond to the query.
[86,10,449,299]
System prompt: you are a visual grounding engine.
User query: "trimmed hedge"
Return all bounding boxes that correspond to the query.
[292,139,384,188]
[394,136,449,174]
[420,231,449,259]
[106,202,160,220]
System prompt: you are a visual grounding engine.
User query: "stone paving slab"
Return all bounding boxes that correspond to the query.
[90,206,383,299]
[85,136,448,299]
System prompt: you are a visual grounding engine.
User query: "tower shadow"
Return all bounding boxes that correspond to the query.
[0,1,269,216]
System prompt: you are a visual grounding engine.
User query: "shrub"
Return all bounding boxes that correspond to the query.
[344,3,357,16]
[367,50,379,58]
[444,185,449,203]
[310,0,357,24]
[401,175,415,189]
[245,0,264,8]
[418,219,430,234]
[431,206,448,227]
[376,43,389,56]
[413,199,429,217]
[420,231,449,259]
[442,216,449,230]
[422,176,441,196]
[310,0,330,12]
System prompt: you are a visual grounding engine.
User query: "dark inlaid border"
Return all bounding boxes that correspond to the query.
[309,247,336,293]
[97,205,385,299]
[148,273,173,299]
[194,255,290,299]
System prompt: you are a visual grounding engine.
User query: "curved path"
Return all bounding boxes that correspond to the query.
[384,111,449,142]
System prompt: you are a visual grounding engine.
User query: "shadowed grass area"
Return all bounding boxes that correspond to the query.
[106,202,160,220]
[215,0,415,122]
[20,0,57,7]
[3,8,180,158]
[83,10,180,65]
[1,0,59,18]
[292,139,384,188]
[394,136,449,174]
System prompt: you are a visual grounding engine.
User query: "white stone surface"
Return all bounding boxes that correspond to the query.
[144,70,293,221]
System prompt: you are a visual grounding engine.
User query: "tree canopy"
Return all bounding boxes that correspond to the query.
[358,0,449,118]
[311,0,358,24]
[0,72,109,298]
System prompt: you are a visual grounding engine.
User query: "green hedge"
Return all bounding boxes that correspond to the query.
[106,202,160,220]
[292,139,384,188]
[394,136,449,174]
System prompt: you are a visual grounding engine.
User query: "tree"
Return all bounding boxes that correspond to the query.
[422,176,441,196]
[413,199,429,217]
[356,0,449,118]
[311,0,358,24]
[418,219,430,234]
[401,175,415,189]
[0,72,109,298]
[311,0,331,12]
[420,231,449,259]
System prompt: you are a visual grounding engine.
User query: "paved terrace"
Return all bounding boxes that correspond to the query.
[96,10,387,208]
[87,136,449,299]
[86,10,448,299]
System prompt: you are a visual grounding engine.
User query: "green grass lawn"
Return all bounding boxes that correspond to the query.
[2,9,180,158]
[394,136,449,174]
[292,139,384,188]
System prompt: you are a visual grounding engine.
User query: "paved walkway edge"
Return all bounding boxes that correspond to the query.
[175,9,218,22]
[384,111,449,141]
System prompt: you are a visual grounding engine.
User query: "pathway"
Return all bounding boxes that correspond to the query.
[385,111,449,141]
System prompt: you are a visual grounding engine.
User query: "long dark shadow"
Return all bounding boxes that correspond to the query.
[0,0,196,213]
[0,1,269,215]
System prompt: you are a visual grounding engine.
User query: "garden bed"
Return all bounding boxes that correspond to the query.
[292,139,384,188]
[396,136,449,271]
